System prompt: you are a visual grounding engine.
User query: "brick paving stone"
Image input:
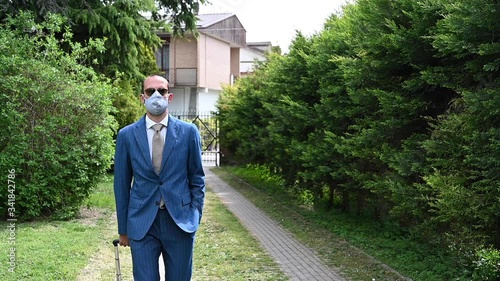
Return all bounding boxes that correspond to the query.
[204,167,346,281]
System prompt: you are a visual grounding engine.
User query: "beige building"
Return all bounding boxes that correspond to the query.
[155,13,247,113]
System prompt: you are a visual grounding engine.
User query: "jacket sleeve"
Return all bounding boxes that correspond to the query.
[188,123,206,221]
[114,130,133,235]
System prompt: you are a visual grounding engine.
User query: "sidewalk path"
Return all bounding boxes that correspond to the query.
[203,167,346,281]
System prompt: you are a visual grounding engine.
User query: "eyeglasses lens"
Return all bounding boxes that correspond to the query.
[145,88,168,96]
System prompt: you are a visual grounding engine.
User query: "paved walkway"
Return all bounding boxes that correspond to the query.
[203,167,346,281]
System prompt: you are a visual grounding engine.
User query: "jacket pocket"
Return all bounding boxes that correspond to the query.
[180,192,192,206]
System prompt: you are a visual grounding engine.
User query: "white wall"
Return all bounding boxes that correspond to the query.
[240,48,266,73]
[198,88,220,113]
[168,87,190,112]
[168,87,219,113]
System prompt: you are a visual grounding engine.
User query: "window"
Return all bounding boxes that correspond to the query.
[155,44,170,72]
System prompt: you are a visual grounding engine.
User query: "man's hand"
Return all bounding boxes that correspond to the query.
[119,234,130,247]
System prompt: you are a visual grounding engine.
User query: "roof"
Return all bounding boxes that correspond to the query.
[247,41,272,47]
[196,13,235,28]
[246,41,273,54]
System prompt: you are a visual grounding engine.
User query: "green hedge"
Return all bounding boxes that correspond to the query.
[217,0,500,278]
[0,12,117,220]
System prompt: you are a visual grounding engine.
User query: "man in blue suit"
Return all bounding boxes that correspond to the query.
[114,75,205,280]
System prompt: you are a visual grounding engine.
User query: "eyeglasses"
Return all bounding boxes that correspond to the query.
[144,88,169,96]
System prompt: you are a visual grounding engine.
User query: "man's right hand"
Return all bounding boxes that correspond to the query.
[119,234,130,247]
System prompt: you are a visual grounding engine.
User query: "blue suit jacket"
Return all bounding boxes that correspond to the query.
[114,115,205,240]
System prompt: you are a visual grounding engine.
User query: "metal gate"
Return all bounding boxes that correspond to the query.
[171,111,219,166]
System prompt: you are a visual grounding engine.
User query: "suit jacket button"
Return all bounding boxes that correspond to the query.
[155,201,160,206]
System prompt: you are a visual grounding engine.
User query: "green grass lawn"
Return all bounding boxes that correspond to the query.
[0,174,287,281]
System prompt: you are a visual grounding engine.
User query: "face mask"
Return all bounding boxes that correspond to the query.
[144,91,168,116]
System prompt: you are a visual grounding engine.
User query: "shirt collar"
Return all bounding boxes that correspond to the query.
[145,114,169,130]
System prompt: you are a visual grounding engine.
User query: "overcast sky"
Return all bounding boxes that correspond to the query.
[198,0,349,53]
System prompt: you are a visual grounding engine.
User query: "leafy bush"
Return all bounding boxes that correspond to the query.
[217,0,500,277]
[0,12,117,220]
[111,75,144,130]
[472,248,500,281]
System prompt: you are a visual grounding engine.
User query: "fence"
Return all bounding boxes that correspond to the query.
[170,111,220,166]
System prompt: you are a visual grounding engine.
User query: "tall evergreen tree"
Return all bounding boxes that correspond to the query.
[0,0,206,78]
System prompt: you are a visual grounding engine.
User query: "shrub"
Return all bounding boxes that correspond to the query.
[472,248,500,281]
[0,12,117,220]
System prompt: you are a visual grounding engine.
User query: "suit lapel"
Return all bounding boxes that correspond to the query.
[161,116,178,169]
[132,116,153,171]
